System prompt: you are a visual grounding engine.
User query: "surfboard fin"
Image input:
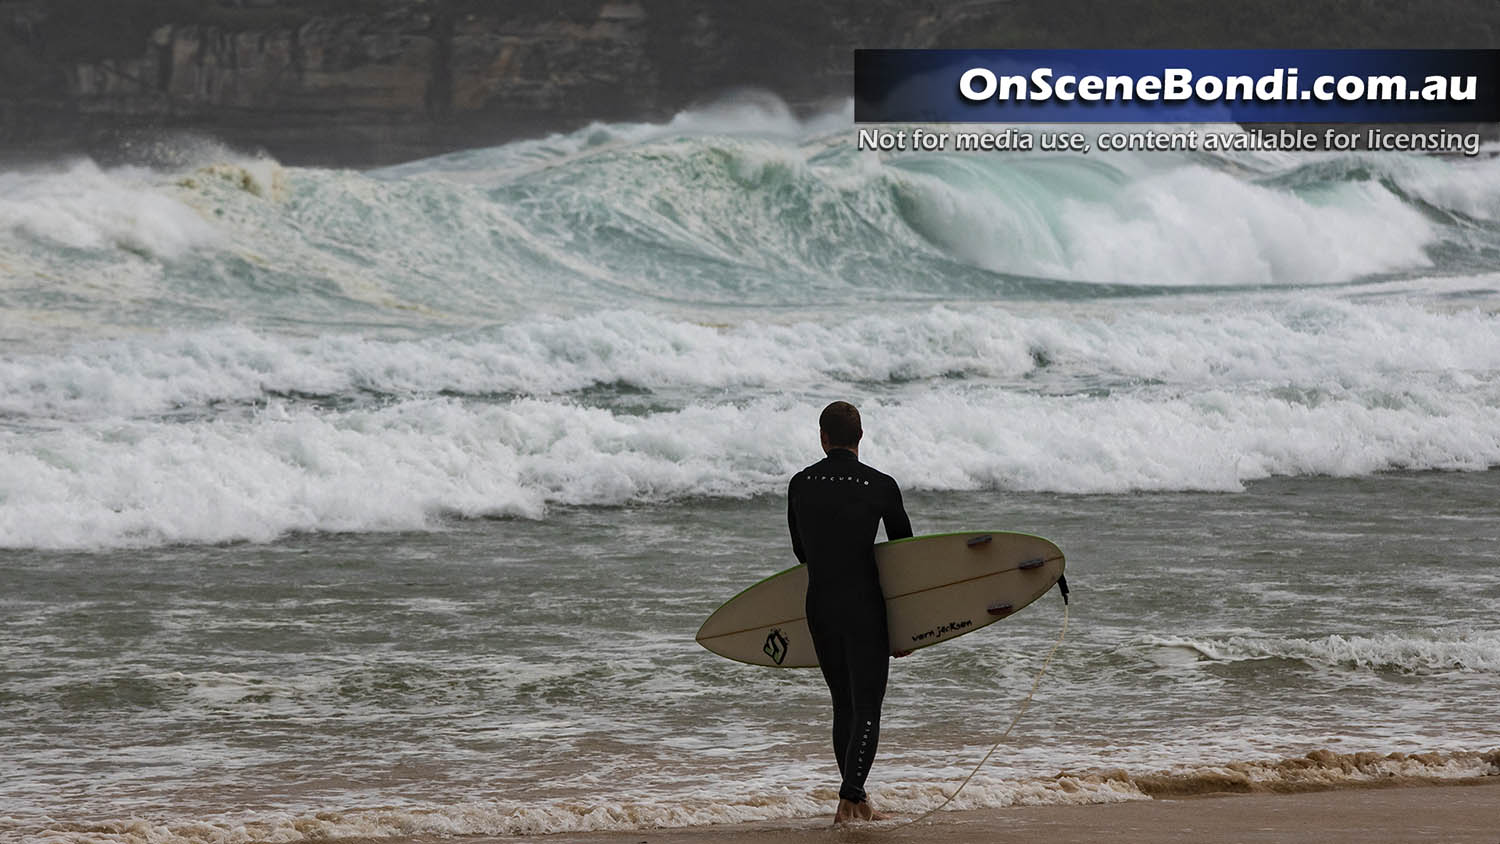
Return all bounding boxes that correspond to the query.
[1056,574,1071,605]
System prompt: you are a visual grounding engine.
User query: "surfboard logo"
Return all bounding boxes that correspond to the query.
[911,618,973,643]
[763,629,789,665]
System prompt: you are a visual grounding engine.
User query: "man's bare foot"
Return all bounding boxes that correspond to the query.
[833,798,890,824]
[832,798,858,824]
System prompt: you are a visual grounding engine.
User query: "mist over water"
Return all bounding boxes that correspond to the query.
[1,98,1498,840]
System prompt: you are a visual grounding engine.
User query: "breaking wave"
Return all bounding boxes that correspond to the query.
[2,97,1500,549]
[1143,631,1500,674]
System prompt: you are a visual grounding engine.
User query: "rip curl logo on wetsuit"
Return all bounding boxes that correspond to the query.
[764,628,789,665]
[808,474,871,486]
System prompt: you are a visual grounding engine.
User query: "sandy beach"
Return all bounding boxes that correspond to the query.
[542,780,1500,844]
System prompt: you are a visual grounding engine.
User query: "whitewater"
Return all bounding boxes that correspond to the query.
[2,101,1499,548]
[1,98,1497,842]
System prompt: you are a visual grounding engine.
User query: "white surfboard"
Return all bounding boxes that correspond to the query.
[696,531,1065,668]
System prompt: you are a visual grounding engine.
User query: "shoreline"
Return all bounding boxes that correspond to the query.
[538,779,1500,844]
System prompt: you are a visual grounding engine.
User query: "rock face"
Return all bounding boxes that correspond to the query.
[3,0,1499,165]
[2,0,923,164]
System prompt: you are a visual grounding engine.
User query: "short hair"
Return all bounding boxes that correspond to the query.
[819,401,862,448]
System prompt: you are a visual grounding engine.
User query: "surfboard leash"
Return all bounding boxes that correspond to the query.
[891,588,1070,829]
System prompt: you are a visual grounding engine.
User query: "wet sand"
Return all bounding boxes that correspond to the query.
[539,780,1499,844]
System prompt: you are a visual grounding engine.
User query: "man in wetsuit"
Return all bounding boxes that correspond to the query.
[786,401,913,824]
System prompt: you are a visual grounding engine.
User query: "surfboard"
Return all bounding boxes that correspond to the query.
[695,531,1065,668]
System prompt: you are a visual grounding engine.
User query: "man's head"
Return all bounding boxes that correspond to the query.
[819,401,862,455]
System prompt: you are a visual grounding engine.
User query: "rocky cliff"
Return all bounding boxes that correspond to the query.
[4,0,1499,165]
[2,0,914,163]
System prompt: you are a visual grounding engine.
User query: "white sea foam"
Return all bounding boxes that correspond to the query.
[2,375,1497,549]
[1143,631,1500,674]
[3,296,1499,420]
[15,748,1495,843]
[0,161,221,259]
[4,292,1499,549]
[1055,166,1434,286]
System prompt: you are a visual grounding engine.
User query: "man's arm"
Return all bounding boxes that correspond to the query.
[884,478,913,541]
[787,480,807,564]
[885,477,916,659]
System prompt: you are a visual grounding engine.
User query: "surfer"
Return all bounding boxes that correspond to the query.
[787,401,913,823]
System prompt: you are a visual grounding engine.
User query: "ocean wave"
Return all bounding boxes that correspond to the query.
[2,383,1497,549]
[9,102,1500,343]
[3,296,1499,420]
[887,149,1436,286]
[1124,748,1500,796]
[1142,631,1500,674]
[0,161,224,260]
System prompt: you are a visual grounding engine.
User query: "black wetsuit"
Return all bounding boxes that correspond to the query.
[786,448,912,803]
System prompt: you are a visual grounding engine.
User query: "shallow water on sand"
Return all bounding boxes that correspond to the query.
[3,470,1496,840]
